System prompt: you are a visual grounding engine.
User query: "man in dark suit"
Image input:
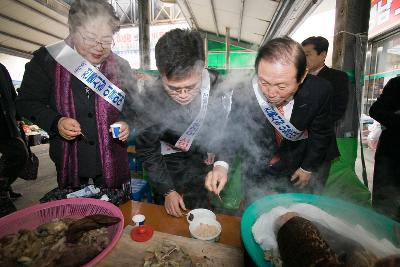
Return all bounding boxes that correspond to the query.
[136,29,231,217]
[0,63,28,217]
[301,36,348,188]
[369,76,400,220]
[205,37,337,204]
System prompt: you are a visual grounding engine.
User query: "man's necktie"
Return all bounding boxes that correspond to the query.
[275,105,285,145]
[270,104,285,166]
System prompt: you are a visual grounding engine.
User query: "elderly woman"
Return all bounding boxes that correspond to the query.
[17,0,135,189]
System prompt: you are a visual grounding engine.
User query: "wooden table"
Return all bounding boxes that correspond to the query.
[98,201,244,266]
[120,200,242,248]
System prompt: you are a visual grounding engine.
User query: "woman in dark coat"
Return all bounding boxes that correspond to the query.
[17,0,136,189]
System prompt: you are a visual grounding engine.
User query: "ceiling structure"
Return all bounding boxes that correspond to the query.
[0,0,323,58]
[0,0,69,58]
[176,0,323,50]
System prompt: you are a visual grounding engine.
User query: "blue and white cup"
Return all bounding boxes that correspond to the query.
[110,123,122,138]
[132,214,145,227]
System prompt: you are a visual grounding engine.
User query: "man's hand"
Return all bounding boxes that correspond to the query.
[205,166,228,195]
[204,153,216,165]
[114,121,129,141]
[164,191,186,217]
[57,117,81,140]
[290,168,312,188]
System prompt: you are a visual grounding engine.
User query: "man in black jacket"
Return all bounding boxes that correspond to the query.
[136,29,231,217]
[301,36,349,188]
[0,63,28,217]
[205,37,337,205]
[369,76,400,220]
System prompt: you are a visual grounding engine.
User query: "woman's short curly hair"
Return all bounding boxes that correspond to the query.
[68,0,120,33]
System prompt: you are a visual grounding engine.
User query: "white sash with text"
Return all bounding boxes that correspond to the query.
[252,76,308,141]
[161,69,211,155]
[46,41,125,111]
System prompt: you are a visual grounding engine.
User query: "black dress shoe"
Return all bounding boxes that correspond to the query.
[8,190,22,200]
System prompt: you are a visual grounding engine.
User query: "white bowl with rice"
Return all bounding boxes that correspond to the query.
[189,217,221,242]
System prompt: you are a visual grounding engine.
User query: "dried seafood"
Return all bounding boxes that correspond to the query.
[0,215,120,267]
[143,240,215,267]
[143,240,193,267]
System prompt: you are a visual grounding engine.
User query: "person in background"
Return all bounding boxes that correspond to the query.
[369,76,400,220]
[17,0,135,190]
[136,29,231,217]
[205,37,337,205]
[0,63,28,217]
[301,36,348,189]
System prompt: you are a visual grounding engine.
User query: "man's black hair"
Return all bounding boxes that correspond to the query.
[301,36,329,55]
[155,29,205,79]
[255,37,307,83]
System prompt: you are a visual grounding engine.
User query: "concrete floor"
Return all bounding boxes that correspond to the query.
[11,143,376,211]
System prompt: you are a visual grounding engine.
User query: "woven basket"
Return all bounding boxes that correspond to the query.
[0,198,124,267]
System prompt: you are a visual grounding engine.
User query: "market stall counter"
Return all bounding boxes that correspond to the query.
[98,200,244,266]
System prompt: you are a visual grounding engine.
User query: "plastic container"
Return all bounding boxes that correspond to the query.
[241,193,400,267]
[189,217,221,242]
[186,208,216,224]
[0,198,124,267]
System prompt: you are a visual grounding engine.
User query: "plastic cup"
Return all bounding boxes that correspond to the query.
[132,214,145,227]
[110,123,122,138]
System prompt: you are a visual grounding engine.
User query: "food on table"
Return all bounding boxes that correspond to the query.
[0,215,120,267]
[192,223,218,239]
[143,240,193,266]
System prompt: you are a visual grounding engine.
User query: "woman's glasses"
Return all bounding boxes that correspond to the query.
[78,31,114,49]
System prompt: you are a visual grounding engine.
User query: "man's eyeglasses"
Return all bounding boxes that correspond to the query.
[78,31,114,49]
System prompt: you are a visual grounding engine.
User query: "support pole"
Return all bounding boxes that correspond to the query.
[332,0,370,138]
[138,0,150,70]
[225,27,230,70]
[204,33,208,67]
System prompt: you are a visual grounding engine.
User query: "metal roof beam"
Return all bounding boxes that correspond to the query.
[182,0,200,30]
[14,0,68,27]
[0,45,33,59]
[0,14,64,40]
[0,30,44,47]
[210,0,219,36]
[238,0,245,42]
[200,31,256,51]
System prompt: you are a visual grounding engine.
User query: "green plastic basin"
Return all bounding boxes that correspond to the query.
[241,193,400,267]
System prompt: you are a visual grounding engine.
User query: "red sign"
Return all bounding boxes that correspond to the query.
[369,0,400,37]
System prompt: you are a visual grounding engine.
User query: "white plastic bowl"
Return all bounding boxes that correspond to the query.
[186,208,216,224]
[189,217,221,242]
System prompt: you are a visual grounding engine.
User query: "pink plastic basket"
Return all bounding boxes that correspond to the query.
[0,198,124,267]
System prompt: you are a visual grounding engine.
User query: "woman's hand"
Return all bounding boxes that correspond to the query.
[114,121,129,141]
[58,117,81,140]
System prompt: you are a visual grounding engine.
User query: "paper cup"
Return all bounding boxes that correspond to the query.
[110,123,122,138]
[132,214,145,227]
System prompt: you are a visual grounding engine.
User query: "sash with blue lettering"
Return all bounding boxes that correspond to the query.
[252,76,308,141]
[161,69,211,155]
[46,41,125,111]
